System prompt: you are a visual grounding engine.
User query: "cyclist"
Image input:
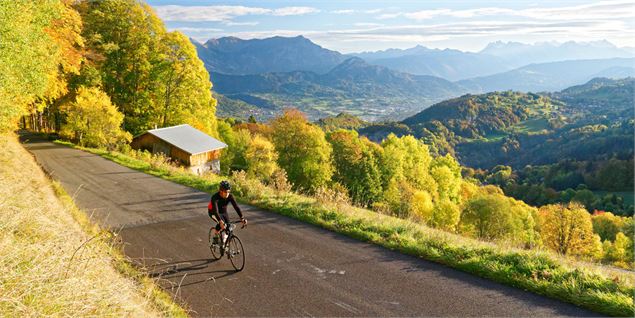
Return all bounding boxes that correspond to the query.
[208,180,247,247]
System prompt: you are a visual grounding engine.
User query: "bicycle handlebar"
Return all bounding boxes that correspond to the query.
[217,220,247,229]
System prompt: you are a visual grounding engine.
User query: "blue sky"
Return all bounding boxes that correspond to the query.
[147,1,635,53]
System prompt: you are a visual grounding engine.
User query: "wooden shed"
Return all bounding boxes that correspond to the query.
[131,124,227,175]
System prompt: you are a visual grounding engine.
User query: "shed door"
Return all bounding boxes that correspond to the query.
[152,141,170,156]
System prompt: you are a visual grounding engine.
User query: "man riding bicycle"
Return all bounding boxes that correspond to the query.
[209,180,247,246]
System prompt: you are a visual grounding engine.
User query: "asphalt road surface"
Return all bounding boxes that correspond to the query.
[21,132,597,317]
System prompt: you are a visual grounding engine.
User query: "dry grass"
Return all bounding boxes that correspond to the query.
[0,133,184,317]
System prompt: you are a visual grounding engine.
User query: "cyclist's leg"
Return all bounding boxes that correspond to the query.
[219,213,230,244]
[209,211,221,233]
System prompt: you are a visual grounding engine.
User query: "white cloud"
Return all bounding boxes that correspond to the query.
[393,1,635,21]
[194,18,632,52]
[364,9,383,14]
[377,13,401,20]
[272,7,320,16]
[224,21,260,26]
[153,5,318,22]
[331,9,382,14]
[354,23,384,27]
[332,9,355,14]
[169,27,224,32]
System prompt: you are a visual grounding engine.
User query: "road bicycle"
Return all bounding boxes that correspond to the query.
[208,220,246,271]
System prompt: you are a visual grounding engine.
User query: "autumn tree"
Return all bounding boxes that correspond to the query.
[430,199,461,232]
[410,190,434,222]
[76,0,217,135]
[271,109,333,192]
[0,0,82,132]
[603,232,633,267]
[60,86,131,148]
[591,212,627,242]
[431,154,463,204]
[538,203,595,256]
[380,134,436,191]
[245,135,279,182]
[152,31,218,136]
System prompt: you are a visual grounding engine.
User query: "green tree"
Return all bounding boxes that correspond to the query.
[271,109,333,192]
[230,129,252,171]
[217,120,235,174]
[60,86,131,148]
[245,135,279,182]
[327,130,382,206]
[461,193,514,240]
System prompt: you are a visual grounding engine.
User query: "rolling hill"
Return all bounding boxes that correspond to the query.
[359,77,634,169]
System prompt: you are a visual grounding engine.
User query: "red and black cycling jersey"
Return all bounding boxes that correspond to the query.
[208,192,243,221]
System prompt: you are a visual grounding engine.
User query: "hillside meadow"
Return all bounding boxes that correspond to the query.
[0,133,187,316]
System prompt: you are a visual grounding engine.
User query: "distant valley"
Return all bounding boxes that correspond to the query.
[194,36,634,121]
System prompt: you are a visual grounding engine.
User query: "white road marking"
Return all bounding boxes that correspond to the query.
[331,300,361,314]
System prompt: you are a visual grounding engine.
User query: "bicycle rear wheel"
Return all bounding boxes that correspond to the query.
[228,235,245,271]
[208,228,221,260]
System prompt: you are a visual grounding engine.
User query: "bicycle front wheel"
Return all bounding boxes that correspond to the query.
[208,228,221,260]
[228,235,245,271]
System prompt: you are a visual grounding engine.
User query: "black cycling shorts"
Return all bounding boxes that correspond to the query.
[209,211,229,231]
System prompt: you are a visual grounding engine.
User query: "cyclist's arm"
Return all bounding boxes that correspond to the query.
[229,194,243,219]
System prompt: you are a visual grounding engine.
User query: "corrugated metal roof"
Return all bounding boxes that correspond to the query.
[147,124,227,155]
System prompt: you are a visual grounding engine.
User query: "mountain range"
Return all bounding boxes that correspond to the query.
[193,36,634,121]
[211,57,466,121]
[353,40,634,80]
[194,35,344,75]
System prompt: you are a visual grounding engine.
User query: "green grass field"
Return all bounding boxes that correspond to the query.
[510,118,551,134]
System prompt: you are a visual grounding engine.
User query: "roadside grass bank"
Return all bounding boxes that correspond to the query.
[2,134,187,317]
[54,139,635,317]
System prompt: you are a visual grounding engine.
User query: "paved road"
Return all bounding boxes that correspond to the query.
[21,133,597,317]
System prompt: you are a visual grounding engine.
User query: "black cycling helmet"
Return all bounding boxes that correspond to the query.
[219,180,231,191]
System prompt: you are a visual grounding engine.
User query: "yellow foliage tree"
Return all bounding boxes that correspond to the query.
[592,212,627,242]
[60,87,131,149]
[410,190,434,222]
[603,232,633,268]
[538,203,595,256]
[245,135,279,183]
[430,199,461,232]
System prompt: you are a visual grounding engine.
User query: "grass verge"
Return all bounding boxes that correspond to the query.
[1,133,187,317]
[55,139,635,317]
